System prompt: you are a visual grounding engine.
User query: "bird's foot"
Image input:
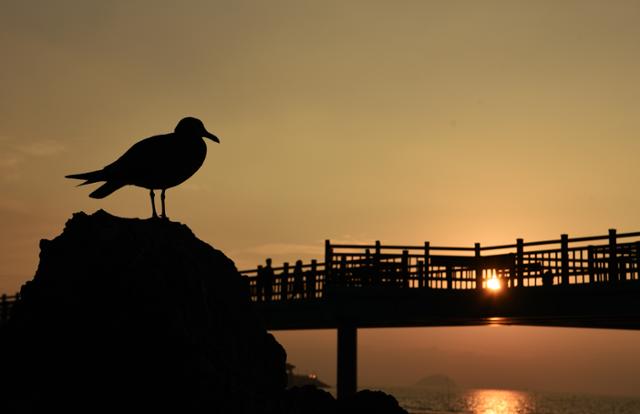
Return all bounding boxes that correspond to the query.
[160,214,169,221]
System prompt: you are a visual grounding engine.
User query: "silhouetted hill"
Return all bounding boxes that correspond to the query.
[0,210,407,413]
[0,210,286,413]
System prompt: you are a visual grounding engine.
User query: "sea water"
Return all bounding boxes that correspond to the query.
[371,387,640,414]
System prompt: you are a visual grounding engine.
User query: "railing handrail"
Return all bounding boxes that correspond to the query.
[326,233,640,254]
[330,243,476,252]
[241,229,640,275]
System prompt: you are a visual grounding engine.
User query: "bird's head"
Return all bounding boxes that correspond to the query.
[175,117,220,143]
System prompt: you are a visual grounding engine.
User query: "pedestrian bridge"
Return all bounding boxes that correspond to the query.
[239,229,640,398]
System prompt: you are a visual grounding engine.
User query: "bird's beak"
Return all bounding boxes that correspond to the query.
[204,131,220,143]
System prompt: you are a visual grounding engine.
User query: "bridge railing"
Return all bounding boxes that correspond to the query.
[241,229,640,302]
[242,259,329,302]
[0,293,20,324]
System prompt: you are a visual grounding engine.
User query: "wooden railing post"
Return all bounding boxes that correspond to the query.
[516,238,524,288]
[424,242,430,288]
[401,250,409,288]
[340,255,348,287]
[374,240,381,284]
[256,265,264,302]
[1,294,7,322]
[364,248,372,286]
[561,234,569,285]
[635,242,640,281]
[446,265,453,290]
[325,240,333,287]
[281,262,290,301]
[416,260,424,289]
[309,259,318,298]
[609,229,618,282]
[588,246,596,283]
[265,258,274,302]
[475,243,482,290]
[294,260,304,299]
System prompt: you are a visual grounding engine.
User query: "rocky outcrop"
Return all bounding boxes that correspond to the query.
[276,387,409,414]
[0,210,286,413]
[339,390,409,414]
[280,385,337,413]
[0,210,408,413]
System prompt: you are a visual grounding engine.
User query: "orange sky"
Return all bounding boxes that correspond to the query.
[2,0,640,395]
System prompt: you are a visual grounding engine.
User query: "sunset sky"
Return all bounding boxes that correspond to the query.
[2,0,640,395]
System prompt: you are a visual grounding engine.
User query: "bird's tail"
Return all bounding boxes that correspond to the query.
[65,170,105,186]
[89,181,125,199]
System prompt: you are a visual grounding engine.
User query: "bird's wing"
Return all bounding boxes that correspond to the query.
[102,134,173,182]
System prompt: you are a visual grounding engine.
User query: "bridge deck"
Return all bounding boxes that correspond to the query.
[254,282,640,330]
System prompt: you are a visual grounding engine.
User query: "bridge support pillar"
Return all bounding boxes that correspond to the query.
[337,324,357,400]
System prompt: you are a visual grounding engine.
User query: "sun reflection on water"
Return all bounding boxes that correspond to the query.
[466,389,534,414]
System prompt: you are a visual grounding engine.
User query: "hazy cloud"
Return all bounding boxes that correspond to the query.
[0,152,23,182]
[229,242,324,271]
[240,236,376,258]
[230,236,378,269]
[0,154,21,169]
[0,138,65,183]
[0,198,28,213]
[16,139,66,157]
[330,236,377,246]
[0,138,66,169]
[241,242,321,257]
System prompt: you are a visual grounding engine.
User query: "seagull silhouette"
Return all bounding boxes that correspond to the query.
[66,117,220,219]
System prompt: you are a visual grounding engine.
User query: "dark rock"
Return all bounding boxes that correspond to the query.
[0,210,287,413]
[0,210,410,414]
[279,385,337,414]
[339,390,409,414]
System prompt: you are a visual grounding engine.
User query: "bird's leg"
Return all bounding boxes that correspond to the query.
[150,190,158,218]
[160,189,167,219]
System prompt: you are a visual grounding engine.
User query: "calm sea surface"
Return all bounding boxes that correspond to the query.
[370,387,640,414]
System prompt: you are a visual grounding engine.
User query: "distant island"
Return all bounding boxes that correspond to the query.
[413,374,457,390]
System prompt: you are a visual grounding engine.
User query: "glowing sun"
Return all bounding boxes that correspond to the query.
[487,271,501,291]
[487,278,501,290]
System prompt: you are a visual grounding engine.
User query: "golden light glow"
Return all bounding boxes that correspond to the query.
[487,270,501,291]
[488,317,506,327]
[466,389,532,414]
